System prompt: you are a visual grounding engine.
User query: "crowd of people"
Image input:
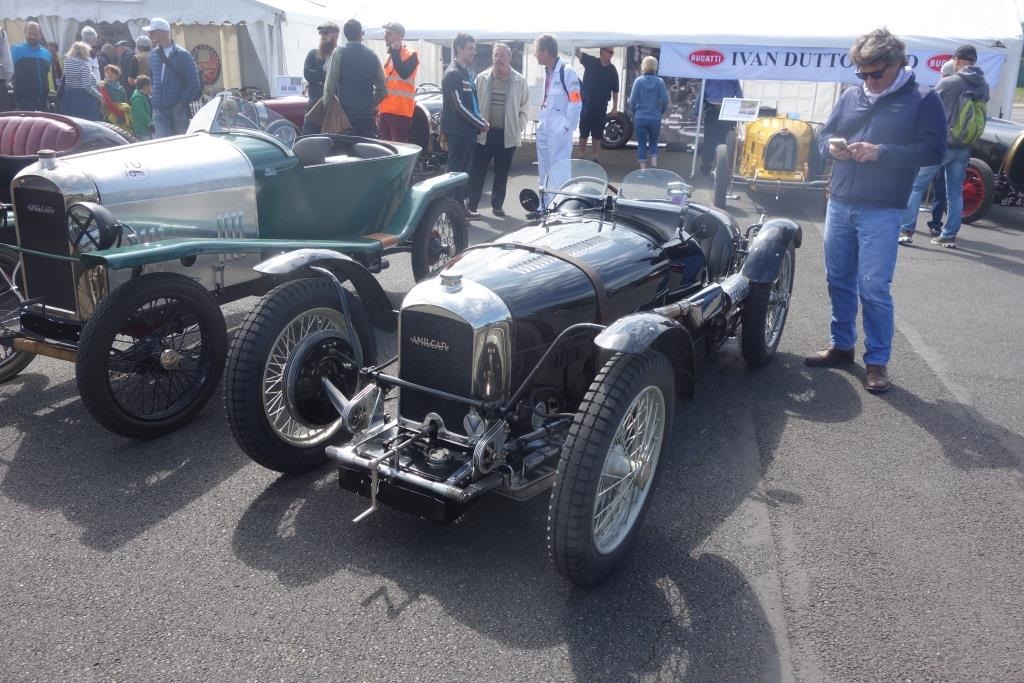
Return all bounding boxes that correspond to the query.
[4,17,198,140]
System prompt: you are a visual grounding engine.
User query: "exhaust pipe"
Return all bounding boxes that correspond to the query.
[654,273,749,327]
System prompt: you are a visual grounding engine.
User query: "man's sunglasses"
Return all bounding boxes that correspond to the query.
[854,66,889,81]
[318,29,336,36]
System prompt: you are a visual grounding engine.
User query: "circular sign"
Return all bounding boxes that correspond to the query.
[190,43,222,85]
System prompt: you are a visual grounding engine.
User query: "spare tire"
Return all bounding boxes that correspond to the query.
[601,112,633,149]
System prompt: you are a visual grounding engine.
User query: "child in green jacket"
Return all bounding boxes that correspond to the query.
[131,75,153,139]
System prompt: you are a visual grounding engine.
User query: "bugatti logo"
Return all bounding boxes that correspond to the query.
[927,54,953,72]
[689,49,725,67]
[26,203,55,214]
[410,336,449,352]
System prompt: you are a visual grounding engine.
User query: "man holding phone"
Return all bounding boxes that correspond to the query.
[806,28,945,393]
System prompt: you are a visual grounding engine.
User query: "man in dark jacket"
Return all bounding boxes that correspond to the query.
[441,32,489,214]
[805,28,945,393]
[322,19,386,138]
[145,17,201,138]
[11,21,50,111]
[301,21,338,134]
[898,44,989,249]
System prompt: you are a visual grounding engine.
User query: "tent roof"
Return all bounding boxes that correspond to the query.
[3,0,333,26]
[350,0,1021,52]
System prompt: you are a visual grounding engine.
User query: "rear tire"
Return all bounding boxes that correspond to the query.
[0,261,33,383]
[962,157,994,224]
[411,197,468,281]
[713,143,730,208]
[225,277,376,474]
[742,244,795,366]
[548,350,674,587]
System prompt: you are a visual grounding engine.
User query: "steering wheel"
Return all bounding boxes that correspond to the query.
[265,119,299,146]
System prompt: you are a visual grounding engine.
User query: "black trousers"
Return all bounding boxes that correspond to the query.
[701,103,730,172]
[466,128,515,211]
[446,132,476,204]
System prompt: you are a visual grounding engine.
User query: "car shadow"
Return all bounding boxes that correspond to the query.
[0,371,247,552]
[911,236,1024,281]
[229,348,862,680]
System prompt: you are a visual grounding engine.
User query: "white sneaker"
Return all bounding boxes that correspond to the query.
[898,232,913,245]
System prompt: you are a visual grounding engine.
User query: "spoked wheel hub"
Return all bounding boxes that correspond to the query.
[283,329,357,428]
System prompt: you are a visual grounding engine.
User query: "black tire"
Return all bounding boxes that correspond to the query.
[76,273,227,438]
[962,157,995,224]
[548,349,674,587]
[225,277,377,474]
[411,197,468,281]
[724,129,736,166]
[741,243,796,366]
[713,142,731,209]
[601,112,633,150]
[0,261,33,383]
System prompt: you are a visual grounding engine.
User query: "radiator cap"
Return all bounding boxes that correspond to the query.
[440,272,462,291]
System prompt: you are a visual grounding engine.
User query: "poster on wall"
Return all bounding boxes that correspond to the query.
[273,76,303,97]
[659,43,1005,89]
[191,44,222,86]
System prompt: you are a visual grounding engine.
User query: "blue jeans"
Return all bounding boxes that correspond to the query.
[634,116,660,161]
[824,199,903,365]
[899,146,969,238]
[153,104,190,138]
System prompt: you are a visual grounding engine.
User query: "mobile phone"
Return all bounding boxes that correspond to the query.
[828,137,848,151]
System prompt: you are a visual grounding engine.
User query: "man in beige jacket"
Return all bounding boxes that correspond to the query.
[466,43,530,217]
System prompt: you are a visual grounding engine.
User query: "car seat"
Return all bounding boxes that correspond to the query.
[291,135,333,166]
[691,214,734,281]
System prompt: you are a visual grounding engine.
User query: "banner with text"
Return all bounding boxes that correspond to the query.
[660,43,1004,89]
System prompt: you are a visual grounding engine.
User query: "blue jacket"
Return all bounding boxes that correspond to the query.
[12,42,51,110]
[628,74,668,121]
[148,42,201,110]
[819,74,946,209]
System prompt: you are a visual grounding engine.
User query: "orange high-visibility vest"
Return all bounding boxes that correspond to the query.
[380,47,417,118]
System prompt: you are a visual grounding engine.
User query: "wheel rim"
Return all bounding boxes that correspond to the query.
[0,268,22,366]
[592,385,666,555]
[105,295,216,421]
[604,120,624,145]
[962,166,986,217]
[765,250,794,348]
[426,208,458,274]
[261,307,356,447]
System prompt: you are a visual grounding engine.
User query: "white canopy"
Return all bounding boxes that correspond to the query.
[2,0,338,88]
[345,0,1023,117]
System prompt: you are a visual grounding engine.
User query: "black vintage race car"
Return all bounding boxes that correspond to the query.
[223,160,801,586]
[963,117,1024,223]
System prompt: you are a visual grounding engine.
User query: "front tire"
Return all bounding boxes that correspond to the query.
[0,261,34,383]
[76,273,227,438]
[225,277,376,474]
[962,157,994,224]
[741,244,795,366]
[601,112,633,150]
[713,143,731,209]
[411,197,468,281]
[548,350,674,587]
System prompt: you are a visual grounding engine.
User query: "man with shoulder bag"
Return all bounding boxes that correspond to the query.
[145,18,201,137]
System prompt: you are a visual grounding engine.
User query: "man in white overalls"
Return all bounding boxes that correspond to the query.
[534,34,582,193]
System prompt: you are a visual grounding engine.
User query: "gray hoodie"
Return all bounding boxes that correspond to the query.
[934,65,989,148]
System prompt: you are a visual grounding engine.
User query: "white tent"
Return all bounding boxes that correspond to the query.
[343,0,1023,118]
[1,0,338,90]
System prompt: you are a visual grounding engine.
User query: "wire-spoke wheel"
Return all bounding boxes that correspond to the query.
[411,197,468,281]
[225,277,376,474]
[77,273,227,438]
[741,243,795,366]
[548,350,674,587]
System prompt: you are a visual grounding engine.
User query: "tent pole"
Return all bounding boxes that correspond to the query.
[691,79,706,178]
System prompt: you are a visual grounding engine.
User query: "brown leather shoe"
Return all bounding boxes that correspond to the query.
[865,364,890,393]
[804,346,855,367]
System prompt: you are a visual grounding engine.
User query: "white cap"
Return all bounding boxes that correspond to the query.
[143,17,171,33]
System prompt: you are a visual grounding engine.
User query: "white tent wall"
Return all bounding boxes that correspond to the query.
[337,0,1022,117]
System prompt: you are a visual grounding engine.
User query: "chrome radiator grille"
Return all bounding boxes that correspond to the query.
[399,308,474,431]
[13,184,77,312]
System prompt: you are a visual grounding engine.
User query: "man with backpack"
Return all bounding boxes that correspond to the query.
[898,44,988,249]
[144,17,201,138]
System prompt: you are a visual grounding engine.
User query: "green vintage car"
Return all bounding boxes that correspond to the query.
[0,93,468,438]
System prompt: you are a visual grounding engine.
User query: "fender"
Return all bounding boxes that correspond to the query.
[741,218,802,284]
[254,249,397,332]
[383,171,468,241]
[594,312,696,400]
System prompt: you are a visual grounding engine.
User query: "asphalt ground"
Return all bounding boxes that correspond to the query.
[1,143,1022,681]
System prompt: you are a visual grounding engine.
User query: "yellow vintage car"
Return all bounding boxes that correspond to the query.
[713,114,830,210]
